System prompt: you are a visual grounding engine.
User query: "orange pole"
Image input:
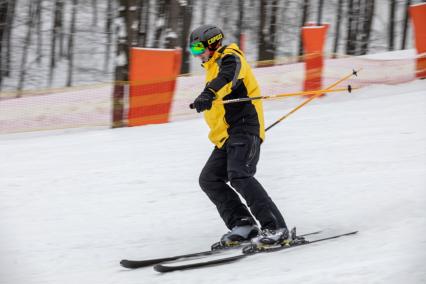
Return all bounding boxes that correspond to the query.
[302,23,329,95]
[409,3,426,79]
[265,69,358,132]
[219,86,352,105]
[128,48,182,126]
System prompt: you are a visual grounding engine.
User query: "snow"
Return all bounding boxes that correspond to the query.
[362,49,417,60]
[0,79,426,283]
[410,3,426,8]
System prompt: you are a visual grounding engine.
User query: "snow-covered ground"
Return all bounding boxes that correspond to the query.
[0,79,425,284]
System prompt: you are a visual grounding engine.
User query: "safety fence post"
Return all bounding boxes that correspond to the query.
[128,48,182,126]
[302,23,329,95]
[410,3,426,79]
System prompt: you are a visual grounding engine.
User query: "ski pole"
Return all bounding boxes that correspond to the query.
[189,85,354,109]
[265,69,360,132]
[218,85,354,105]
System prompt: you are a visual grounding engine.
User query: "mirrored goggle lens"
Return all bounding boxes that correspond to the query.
[190,42,205,56]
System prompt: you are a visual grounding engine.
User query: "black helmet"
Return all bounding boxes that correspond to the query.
[189,25,224,53]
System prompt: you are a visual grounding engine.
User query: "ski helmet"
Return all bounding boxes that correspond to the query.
[189,25,224,56]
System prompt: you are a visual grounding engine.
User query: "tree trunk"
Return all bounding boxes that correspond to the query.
[112,0,139,128]
[67,0,78,87]
[359,0,375,55]
[298,0,310,59]
[258,0,267,62]
[0,0,9,89]
[92,0,98,27]
[35,0,43,64]
[317,0,324,25]
[18,1,36,95]
[4,0,15,78]
[164,0,180,49]
[137,0,150,47]
[332,0,343,57]
[142,0,150,46]
[127,0,140,47]
[48,0,63,86]
[153,0,166,48]
[270,0,278,58]
[104,0,113,72]
[388,0,396,51]
[401,0,411,50]
[353,0,362,54]
[58,1,65,58]
[180,0,193,74]
[258,0,277,64]
[200,0,207,25]
[236,0,244,47]
[346,0,357,55]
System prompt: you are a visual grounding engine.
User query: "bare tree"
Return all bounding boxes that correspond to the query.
[35,0,43,64]
[317,0,324,25]
[236,0,244,47]
[401,0,411,50]
[180,0,193,74]
[346,0,356,55]
[127,0,140,47]
[353,0,362,54]
[0,0,10,89]
[258,0,278,64]
[200,0,207,25]
[18,1,36,94]
[58,1,65,58]
[112,0,139,128]
[388,0,396,51]
[137,0,150,47]
[92,0,98,27]
[332,0,344,57]
[298,0,310,59]
[4,0,15,78]
[359,0,375,55]
[164,0,180,49]
[48,0,64,86]
[67,0,78,87]
[104,0,114,72]
[153,0,166,48]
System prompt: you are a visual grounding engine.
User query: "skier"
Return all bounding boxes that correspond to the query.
[189,25,289,247]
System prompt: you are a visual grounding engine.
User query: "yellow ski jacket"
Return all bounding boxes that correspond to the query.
[201,43,265,148]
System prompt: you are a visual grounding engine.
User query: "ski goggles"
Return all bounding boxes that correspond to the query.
[189,41,206,56]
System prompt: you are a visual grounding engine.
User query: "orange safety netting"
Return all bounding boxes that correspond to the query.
[0,51,420,134]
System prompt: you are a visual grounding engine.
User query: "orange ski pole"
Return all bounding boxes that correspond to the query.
[218,86,354,105]
[265,69,360,132]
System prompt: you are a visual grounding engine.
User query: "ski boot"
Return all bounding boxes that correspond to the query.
[242,227,290,254]
[211,224,260,250]
[243,227,309,254]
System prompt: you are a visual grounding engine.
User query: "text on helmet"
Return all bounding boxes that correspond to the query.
[207,34,223,45]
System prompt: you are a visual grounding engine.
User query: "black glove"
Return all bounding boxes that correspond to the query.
[192,89,215,113]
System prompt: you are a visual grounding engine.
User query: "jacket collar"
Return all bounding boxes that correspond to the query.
[201,43,242,69]
[202,45,227,69]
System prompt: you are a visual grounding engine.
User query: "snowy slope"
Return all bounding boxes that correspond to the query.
[0,79,425,284]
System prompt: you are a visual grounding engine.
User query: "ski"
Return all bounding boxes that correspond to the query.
[120,242,252,269]
[153,230,358,273]
[120,230,322,269]
[153,248,247,273]
[120,249,220,269]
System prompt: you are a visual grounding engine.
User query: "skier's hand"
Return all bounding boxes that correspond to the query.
[191,89,215,113]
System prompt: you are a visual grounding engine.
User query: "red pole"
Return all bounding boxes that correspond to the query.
[302,23,329,95]
[409,3,426,79]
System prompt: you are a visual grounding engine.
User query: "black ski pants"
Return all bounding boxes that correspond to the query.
[199,133,287,230]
